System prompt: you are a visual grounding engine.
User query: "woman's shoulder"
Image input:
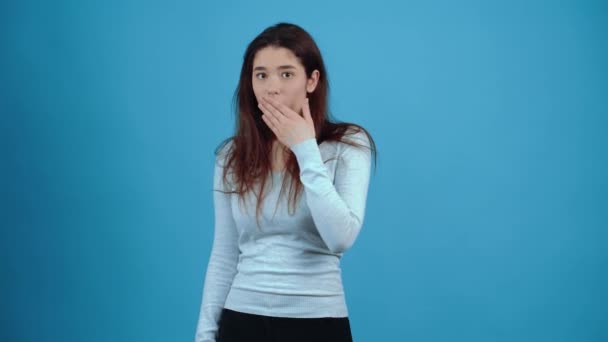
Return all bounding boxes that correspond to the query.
[318,125,372,162]
[344,125,371,144]
[214,137,235,167]
[330,125,372,153]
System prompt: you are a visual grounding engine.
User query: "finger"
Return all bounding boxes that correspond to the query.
[259,101,286,127]
[257,101,268,115]
[257,102,275,125]
[264,96,298,120]
[261,114,278,134]
[258,102,274,124]
[262,109,282,132]
[260,97,286,123]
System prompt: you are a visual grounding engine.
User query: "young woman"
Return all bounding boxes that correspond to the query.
[195,22,377,342]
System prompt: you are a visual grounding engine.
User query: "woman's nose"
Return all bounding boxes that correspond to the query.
[266,76,280,95]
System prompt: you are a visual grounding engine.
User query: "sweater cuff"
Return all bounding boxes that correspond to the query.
[290,138,324,168]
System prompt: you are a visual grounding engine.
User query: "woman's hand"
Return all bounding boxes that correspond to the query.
[258,96,316,148]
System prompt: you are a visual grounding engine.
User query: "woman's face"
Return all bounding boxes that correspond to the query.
[252,46,319,116]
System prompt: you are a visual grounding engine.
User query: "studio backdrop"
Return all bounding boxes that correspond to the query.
[2,1,606,341]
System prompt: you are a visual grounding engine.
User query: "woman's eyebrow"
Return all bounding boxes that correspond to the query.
[253,65,297,71]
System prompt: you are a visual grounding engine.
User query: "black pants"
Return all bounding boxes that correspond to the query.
[216,308,353,342]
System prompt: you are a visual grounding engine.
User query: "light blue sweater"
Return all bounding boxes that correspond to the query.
[195,130,372,342]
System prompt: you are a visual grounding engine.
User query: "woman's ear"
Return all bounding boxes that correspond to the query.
[306,69,320,93]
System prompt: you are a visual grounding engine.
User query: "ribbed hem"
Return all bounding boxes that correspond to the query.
[224,286,349,318]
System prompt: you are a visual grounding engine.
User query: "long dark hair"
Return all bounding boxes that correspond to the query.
[215,22,377,228]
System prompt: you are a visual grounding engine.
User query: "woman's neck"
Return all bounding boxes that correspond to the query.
[271,140,289,171]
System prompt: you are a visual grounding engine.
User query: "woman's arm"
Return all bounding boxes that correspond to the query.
[195,148,239,342]
[290,130,372,254]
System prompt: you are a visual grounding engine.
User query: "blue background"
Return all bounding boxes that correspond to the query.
[2,0,606,341]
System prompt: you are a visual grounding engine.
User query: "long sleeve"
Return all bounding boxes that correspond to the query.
[290,131,372,254]
[194,150,239,342]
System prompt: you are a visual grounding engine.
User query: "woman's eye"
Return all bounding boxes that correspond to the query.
[255,72,292,79]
